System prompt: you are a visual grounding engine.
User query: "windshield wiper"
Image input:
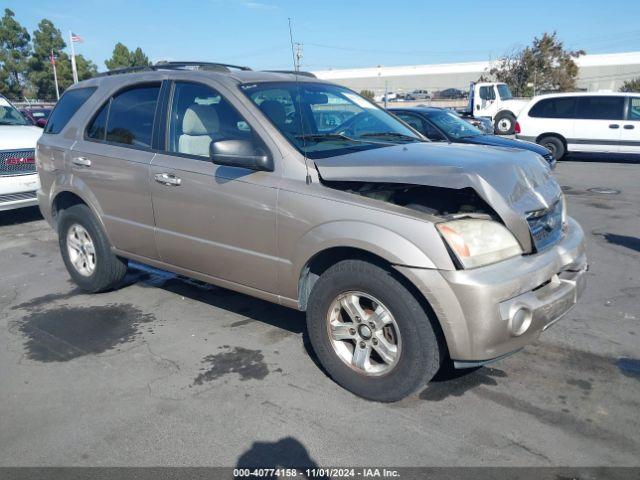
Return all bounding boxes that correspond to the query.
[295,133,382,144]
[359,132,425,142]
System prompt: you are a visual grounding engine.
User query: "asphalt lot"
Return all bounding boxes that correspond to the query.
[0,158,639,467]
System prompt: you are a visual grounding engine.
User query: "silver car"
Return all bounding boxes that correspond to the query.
[36,62,587,402]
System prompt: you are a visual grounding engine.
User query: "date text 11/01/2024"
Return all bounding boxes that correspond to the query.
[233,468,400,477]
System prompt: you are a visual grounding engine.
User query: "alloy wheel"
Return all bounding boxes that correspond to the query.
[326,291,401,376]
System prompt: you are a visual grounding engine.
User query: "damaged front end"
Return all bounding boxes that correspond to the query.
[321,182,497,220]
[315,142,565,266]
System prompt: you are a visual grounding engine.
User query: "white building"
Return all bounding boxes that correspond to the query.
[313,51,640,95]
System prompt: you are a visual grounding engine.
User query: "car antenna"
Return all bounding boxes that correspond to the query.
[288,18,312,185]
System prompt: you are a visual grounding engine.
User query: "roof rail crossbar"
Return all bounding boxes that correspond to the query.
[96,61,252,77]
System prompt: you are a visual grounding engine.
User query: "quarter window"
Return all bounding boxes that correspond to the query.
[576,96,624,120]
[528,97,577,119]
[45,87,96,134]
[86,102,109,140]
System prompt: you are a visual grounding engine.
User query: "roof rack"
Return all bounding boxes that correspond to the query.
[264,70,317,78]
[96,61,252,77]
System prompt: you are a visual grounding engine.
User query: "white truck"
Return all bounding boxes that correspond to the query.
[458,82,529,135]
[0,95,42,212]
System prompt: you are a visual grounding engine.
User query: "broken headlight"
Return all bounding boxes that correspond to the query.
[436,219,523,269]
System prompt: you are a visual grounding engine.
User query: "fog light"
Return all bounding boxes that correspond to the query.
[510,307,532,336]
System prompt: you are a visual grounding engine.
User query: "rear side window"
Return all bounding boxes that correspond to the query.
[529,97,577,119]
[107,85,160,147]
[576,96,624,120]
[629,98,640,120]
[44,87,96,134]
[85,84,160,148]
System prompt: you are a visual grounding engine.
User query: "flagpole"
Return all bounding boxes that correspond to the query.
[51,50,60,100]
[69,31,79,84]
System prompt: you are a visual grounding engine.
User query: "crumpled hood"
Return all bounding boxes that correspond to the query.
[314,142,563,252]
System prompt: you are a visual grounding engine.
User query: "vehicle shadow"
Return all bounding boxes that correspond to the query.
[0,206,43,227]
[564,152,640,164]
[236,436,328,478]
[127,262,307,335]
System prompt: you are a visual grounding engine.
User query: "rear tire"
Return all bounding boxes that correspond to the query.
[494,112,516,135]
[306,260,442,402]
[58,204,128,293]
[538,135,566,160]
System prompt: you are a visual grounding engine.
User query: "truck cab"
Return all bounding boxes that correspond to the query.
[466,82,528,135]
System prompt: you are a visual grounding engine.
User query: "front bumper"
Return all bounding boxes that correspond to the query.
[0,173,40,212]
[396,217,587,362]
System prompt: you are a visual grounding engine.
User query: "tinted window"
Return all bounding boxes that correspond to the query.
[479,86,495,101]
[396,112,426,132]
[529,97,577,119]
[86,101,109,140]
[44,87,96,134]
[426,110,483,140]
[497,84,513,100]
[397,112,445,141]
[168,82,253,158]
[629,98,640,121]
[106,85,160,148]
[576,96,624,120]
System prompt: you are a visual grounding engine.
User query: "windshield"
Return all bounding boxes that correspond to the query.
[497,84,513,100]
[426,110,483,139]
[0,98,29,126]
[241,82,423,159]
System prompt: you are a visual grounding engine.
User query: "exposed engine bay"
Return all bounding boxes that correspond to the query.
[323,181,498,219]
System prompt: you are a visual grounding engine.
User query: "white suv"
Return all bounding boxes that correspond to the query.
[515,92,640,159]
[0,95,42,211]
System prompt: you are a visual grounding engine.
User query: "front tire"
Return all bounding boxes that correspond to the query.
[538,135,566,160]
[494,112,516,135]
[306,260,442,402]
[58,204,128,293]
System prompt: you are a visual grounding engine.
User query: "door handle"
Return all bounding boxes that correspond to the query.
[608,124,620,129]
[624,125,635,130]
[154,173,182,186]
[72,156,92,167]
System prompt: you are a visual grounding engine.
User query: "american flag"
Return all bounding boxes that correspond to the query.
[49,50,56,65]
[70,32,83,43]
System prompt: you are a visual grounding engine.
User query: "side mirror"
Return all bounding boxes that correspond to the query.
[36,118,47,128]
[210,139,272,171]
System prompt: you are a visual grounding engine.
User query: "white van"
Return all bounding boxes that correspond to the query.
[0,95,42,211]
[515,92,640,159]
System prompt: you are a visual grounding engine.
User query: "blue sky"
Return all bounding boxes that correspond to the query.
[6,0,640,71]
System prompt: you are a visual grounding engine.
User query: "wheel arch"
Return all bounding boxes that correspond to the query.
[298,246,452,359]
[50,188,107,235]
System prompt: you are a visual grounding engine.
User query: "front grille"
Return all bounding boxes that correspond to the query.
[0,191,37,203]
[527,199,564,252]
[0,149,36,175]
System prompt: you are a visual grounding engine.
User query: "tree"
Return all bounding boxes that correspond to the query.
[0,8,32,99]
[105,43,151,70]
[619,77,640,93]
[360,89,375,101]
[490,32,584,97]
[27,18,97,100]
[27,19,65,100]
